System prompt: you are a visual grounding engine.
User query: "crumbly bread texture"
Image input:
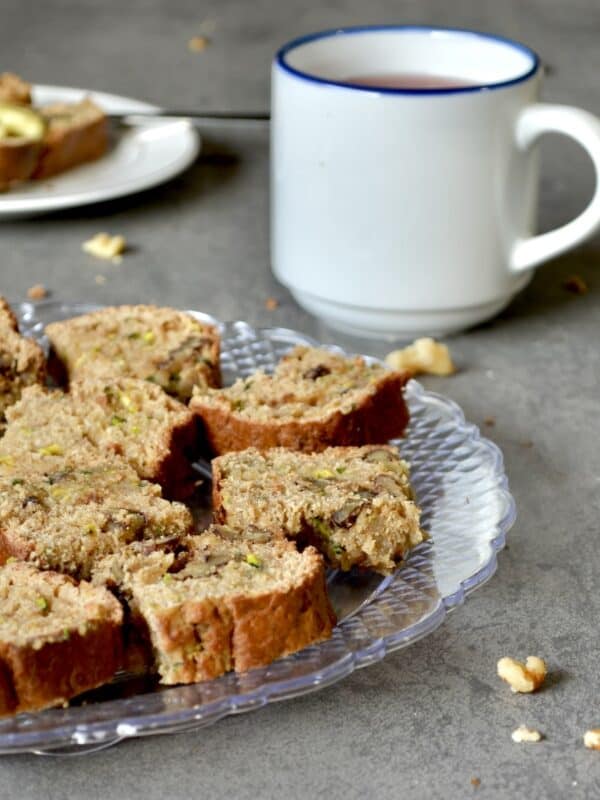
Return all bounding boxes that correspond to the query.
[0,561,122,716]
[0,381,198,498]
[0,463,193,579]
[32,99,108,179]
[191,345,409,455]
[213,445,425,574]
[0,296,46,431]
[93,526,335,684]
[0,73,31,105]
[70,377,199,498]
[46,304,221,401]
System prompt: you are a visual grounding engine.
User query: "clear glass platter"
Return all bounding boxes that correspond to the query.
[0,301,516,755]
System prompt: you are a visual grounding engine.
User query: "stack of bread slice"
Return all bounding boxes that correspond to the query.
[0,297,423,718]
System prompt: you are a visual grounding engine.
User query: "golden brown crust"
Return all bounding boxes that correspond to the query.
[32,102,108,179]
[0,139,41,190]
[193,370,409,455]
[0,564,123,716]
[0,617,122,716]
[227,547,335,673]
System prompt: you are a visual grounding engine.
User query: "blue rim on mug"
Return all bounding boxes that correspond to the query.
[275,25,541,95]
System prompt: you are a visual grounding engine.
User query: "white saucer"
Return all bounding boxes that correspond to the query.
[0,85,201,218]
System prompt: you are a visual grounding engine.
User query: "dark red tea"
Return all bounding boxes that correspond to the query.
[343,73,476,89]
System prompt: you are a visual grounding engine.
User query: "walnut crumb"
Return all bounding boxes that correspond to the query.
[82,233,126,262]
[27,284,47,300]
[188,35,210,52]
[583,730,600,750]
[385,338,455,377]
[265,297,279,311]
[484,417,495,427]
[497,656,547,693]
[470,777,481,788]
[563,274,588,295]
[511,725,543,743]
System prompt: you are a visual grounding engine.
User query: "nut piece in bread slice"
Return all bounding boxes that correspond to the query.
[0,73,32,105]
[46,304,221,401]
[32,98,108,179]
[212,445,425,574]
[93,526,335,683]
[0,296,46,430]
[0,561,122,717]
[191,345,409,455]
[0,380,198,498]
[0,463,193,579]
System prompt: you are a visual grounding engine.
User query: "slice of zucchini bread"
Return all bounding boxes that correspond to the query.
[191,345,409,455]
[0,381,199,497]
[0,296,45,432]
[45,304,221,401]
[0,561,122,717]
[212,445,425,574]
[93,526,335,684]
[0,463,193,579]
[32,99,108,179]
[70,377,199,498]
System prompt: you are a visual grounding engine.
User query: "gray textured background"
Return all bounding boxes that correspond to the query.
[1,0,600,797]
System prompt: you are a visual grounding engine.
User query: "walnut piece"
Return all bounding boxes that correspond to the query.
[27,283,47,300]
[385,338,455,377]
[82,233,126,262]
[188,35,209,52]
[511,725,543,743]
[583,730,600,750]
[497,655,547,693]
[265,297,279,311]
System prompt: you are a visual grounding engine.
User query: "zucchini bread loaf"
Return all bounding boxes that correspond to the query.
[0,380,198,497]
[0,296,46,431]
[191,345,409,455]
[212,445,425,574]
[0,463,193,578]
[46,304,221,401]
[0,561,122,717]
[93,526,335,684]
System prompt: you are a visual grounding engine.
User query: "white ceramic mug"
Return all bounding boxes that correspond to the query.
[270,26,600,338]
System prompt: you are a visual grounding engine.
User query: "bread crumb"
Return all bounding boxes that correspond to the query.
[470,776,481,788]
[584,729,600,750]
[265,297,279,311]
[563,274,588,295]
[188,35,210,52]
[484,417,495,427]
[94,275,107,286]
[385,338,455,377]
[497,656,547,693]
[512,725,543,743]
[27,284,47,300]
[82,233,126,262]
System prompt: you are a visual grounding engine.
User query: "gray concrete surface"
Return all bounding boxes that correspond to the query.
[1,0,600,797]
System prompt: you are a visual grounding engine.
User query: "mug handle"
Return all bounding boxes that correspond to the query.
[510,103,600,272]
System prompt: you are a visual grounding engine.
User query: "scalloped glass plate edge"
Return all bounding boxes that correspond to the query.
[0,303,516,754]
